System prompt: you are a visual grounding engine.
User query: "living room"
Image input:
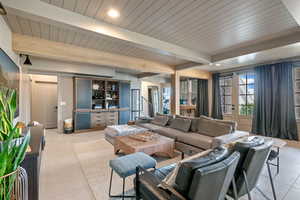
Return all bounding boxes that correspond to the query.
[1,0,300,200]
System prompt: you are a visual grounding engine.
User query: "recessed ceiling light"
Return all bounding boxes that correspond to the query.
[215,63,221,66]
[107,9,120,18]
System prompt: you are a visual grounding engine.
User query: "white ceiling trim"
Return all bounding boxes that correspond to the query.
[281,0,300,25]
[1,0,211,64]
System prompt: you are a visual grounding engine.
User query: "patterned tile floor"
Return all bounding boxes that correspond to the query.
[40,129,300,200]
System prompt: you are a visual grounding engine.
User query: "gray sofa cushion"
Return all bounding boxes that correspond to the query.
[170,118,192,132]
[177,133,213,150]
[197,117,232,137]
[152,115,169,126]
[200,115,214,120]
[176,115,199,132]
[157,113,174,125]
[199,115,237,133]
[214,119,237,132]
[138,123,163,131]
[174,147,229,194]
[156,127,185,139]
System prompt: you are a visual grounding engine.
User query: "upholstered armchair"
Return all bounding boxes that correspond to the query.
[135,147,240,200]
[227,137,274,200]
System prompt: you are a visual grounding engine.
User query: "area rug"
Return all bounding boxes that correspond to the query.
[72,138,180,200]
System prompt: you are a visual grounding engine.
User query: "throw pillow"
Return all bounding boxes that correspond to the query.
[152,115,169,126]
[170,117,192,132]
[159,149,212,189]
[197,117,232,137]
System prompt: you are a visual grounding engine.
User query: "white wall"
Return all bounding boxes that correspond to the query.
[57,75,73,132]
[0,16,29,123]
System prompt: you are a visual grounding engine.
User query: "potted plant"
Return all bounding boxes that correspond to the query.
[0,87,30,200]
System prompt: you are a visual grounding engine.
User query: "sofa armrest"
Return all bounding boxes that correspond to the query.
[212,131,249,148]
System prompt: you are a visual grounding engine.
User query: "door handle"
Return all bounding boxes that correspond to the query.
[231,105,235,111]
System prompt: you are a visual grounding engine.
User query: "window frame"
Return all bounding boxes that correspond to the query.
[293,66,300,120]
[219,76,233,115]
[238,72,255,116]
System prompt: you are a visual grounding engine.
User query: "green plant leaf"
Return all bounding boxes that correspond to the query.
[0,150,8,177]
[13,133,30,170]
[7,90,16,122]
[1,112,12,132]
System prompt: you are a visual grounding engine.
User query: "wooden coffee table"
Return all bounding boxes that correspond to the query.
[114,132,175,158]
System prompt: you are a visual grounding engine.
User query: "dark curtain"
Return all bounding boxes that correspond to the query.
[252,62,298,140]
[196,79,208,117]
[211,73,223,119]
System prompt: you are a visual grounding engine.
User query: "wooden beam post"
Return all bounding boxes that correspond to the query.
[171,71,180,115]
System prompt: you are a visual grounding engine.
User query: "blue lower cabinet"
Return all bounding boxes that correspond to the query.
[76,79,92,109]
[119,110,130,124]
[75,112,91,130]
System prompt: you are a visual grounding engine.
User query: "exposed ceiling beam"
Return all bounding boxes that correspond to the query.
[175,62,203,71]
[211,28,300,62]
[136,72,159,79]
[177,68,211,80]
[12,34,175,74]
[2,0,211,64]
[281,0,300,25]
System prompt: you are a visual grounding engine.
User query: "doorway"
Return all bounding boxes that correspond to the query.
[30,74,58,129]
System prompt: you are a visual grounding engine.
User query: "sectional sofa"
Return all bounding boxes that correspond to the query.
[135,114,249,156]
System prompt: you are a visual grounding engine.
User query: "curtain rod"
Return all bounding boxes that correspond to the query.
[215,56,300,74]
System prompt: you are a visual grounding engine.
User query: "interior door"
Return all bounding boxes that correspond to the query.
[31,81,58,128]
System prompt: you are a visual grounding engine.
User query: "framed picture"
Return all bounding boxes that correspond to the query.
[0,48,20,117]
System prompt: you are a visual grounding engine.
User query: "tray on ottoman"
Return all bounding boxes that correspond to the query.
[114,132,175,158]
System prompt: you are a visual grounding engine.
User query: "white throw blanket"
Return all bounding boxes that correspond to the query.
[106,125,147,136]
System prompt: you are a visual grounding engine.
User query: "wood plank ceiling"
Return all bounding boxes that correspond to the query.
[4,13,186,66]
[3,0,299,67]
[40,0,298,55]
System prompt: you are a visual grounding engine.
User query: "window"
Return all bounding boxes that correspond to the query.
[191,79,198,105]
[180,79,189,105]
[239,72,255,115]
[294,67,300,119]
[180,79,198,106]
[219,76,232,114]
[162,87,171,114]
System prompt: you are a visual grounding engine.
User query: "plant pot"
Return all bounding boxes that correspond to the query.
[0,167,28,200]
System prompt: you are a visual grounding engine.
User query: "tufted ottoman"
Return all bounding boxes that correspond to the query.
[109,152,157,199]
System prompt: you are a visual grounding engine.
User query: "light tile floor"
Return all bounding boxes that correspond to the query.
[40,129,300,200]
